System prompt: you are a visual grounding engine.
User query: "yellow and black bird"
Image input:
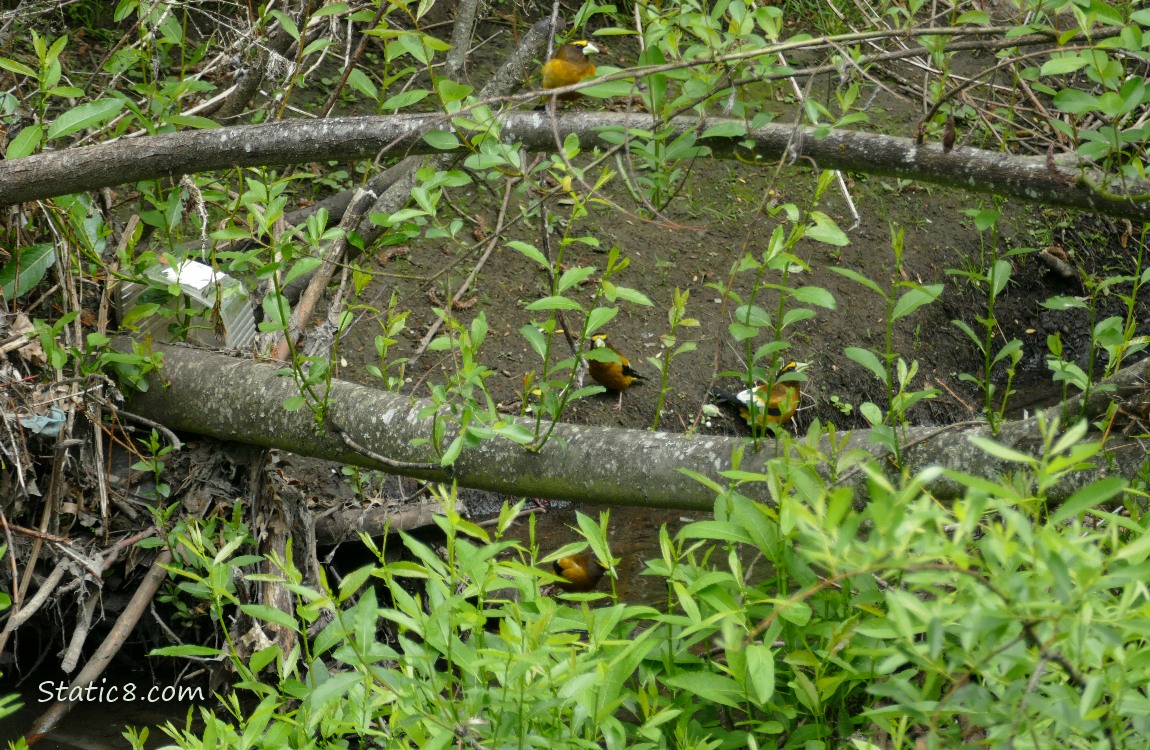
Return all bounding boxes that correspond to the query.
[541,41,599,102]
[710,361,803,429]
[587,334,645,410]
[553,552,608,593]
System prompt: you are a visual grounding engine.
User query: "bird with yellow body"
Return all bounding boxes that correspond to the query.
[553,552,608,593]
[710,361,803,429]
[587,334,645,410]
[541,41,599,102]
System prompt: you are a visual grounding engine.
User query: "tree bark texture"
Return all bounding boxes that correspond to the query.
[3,112,1146,221]
[118,341,1150,511]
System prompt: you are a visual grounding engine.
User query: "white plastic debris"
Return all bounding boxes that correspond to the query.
[118,260,255,349]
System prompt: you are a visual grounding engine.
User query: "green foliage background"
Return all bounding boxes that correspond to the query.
[1,0,1150,748]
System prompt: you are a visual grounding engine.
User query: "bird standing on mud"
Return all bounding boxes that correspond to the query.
[587,334,645,410]
[553,552,608,593]
[541,41,599,102]
[710,361,803,429]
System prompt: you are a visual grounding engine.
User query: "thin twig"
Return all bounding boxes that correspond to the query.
[332,422,439,471]
[408,178,517,367]
[90,392,183,452]
[25,550,174,743]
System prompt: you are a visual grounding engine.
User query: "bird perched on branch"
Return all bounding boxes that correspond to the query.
[710,361,803,429]
[541,41,599,102]
[553,552,608,593]
[587,334,646,410]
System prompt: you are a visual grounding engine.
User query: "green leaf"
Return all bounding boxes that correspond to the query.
[728,322,758,341]
[506,240,549,268]
[347,67,378,100]
[585,306,618,335]
[436,79,472,103]
[661,671,744,709]
[891,284,942,320]
[991,338,1022,366]
[166,114,221,129]
[520,324,547,359]
[1113,523,1150,563]
[525,295,583,311]
[859,401,884,426]
[989,259,1011,297]
[584,346,625,364]
[282,395,307,412]
[491,421,534,444]
[337,564,375,602]
[955,9,990,24]
[305,671,362,713]
[701,121,747,139]
[951,319,982,348]
[0,57,36,77]
[1053,89,1099,114]
[805,211,849,246]
[240,604,299,632]
[6,123,44,159]
[678,467,723,493]
[568,384,605,399]
[968,208,999,231]
[780,307,815,328]
[830,266,884,296]
[734,304,772,328]
[1049,476,1126,524]
[269,10,300,40]
[743,643,776,705]
[383,208,427,225]
[1050,419,1089,457]
[777,599,811,625]
[151,645,225,657]
[441,434,464,465]
[1048,358,1089,390]
[845,346,886,383]
[0,243,56,298]
[677,520,754,545]
[789,285,837,309]
[262,291,290,327]
[580,77,641,99]
[48,86,85,99]
[121,302,160,328]
[967,435,1035,465]
[422,129,460,150]
[609,285,654,306]
[1041,54,1088,76]
[557,265,597,293]
[284,257,322,285]
[315,3,350,17]
[383,89,429,110]
[47,98,125,139]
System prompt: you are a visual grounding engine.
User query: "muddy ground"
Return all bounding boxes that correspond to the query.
[332,36,1135,438]
[345,164,1055,432]
[328,95,1142,601]
[308,30,1148,600]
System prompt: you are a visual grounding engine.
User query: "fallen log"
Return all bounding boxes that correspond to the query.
[116,341,1150,510]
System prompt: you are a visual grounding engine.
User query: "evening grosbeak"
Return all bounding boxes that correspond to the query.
[553,552,608,592]
[710,361,803,428]
[541,41,599,102]
[587,334,645,410]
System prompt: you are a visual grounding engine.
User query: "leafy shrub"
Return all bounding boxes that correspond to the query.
[147,420,1150,749]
